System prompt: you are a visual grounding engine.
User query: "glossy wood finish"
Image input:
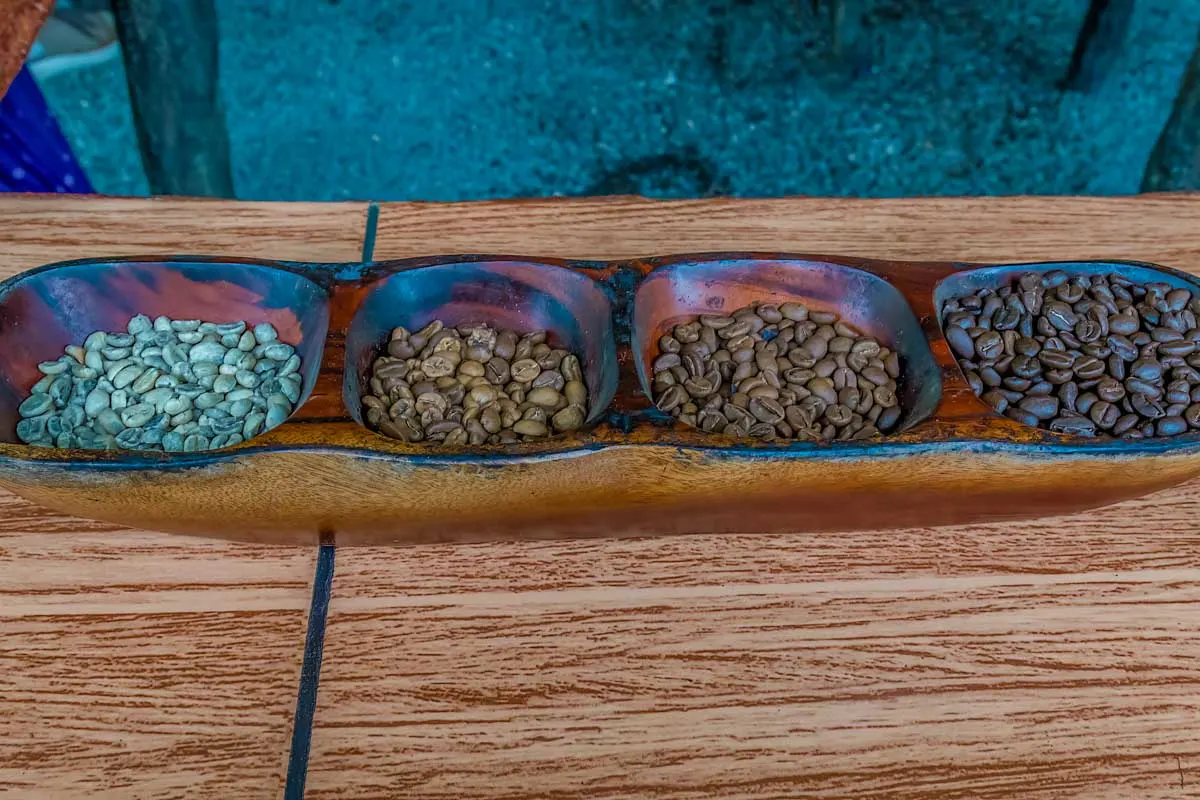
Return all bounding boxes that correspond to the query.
[343,258,619,426]
[631,255,943,430]
[2,250,1200,543]
[0,258,328,441]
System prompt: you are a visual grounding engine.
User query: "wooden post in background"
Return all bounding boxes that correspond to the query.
[1064,0,1135,91]
[111,0,234,197]
[1144,35,1200,191]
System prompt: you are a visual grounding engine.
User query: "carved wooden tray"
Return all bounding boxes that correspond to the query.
[0,253,1196,545]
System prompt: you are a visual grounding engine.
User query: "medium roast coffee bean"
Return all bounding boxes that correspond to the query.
[943,270,1200,439]
[652,302,904,442]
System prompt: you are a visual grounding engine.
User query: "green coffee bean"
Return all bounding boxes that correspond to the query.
[14,315,302,452]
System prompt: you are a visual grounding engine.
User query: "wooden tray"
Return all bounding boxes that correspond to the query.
[0,252,1197,545]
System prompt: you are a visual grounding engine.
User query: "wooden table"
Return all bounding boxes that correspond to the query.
[2,194,1200,799]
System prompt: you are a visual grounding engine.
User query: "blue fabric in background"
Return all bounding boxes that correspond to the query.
[0,66,93,193]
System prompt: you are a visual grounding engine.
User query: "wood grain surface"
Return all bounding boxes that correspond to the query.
[371,194,1200,264]
[0,196,368,798]
[6,195,1200,798]
[307,194,1200,799]
[0,195,370,273]
[0,495,315,799]
[309,486,1200,800]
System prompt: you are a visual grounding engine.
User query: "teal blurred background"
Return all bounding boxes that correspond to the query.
[36,0,1200,200]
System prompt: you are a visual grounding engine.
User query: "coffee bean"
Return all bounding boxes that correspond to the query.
[1157,416,1188,436]
[1088,400,1119,429]
[1049,416,1097,436]
[14,316,300,451]
[1073,356,1106,380]
[1038,349,1075,370]
[1130,358,1163,381]
[945,325,974,359]
[1125,377,1161,398]
[1130,393,1165,419]
[1006,408,1041,426]
[1018,395,1059,420]
[945,271,1200,438]
[1094,377,1124,403]
[653,353,681,372]
[981,389,1009,413]
[653,302,903,442]
[366,322,590,445]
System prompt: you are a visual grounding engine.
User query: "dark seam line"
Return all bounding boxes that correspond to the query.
[361,202,380,263]
[283,533,336,799]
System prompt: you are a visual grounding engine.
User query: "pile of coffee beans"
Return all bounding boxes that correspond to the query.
[943,270,1200,438]
[16,315,302,451]
[651,301,903,441]
[363,321,590,445]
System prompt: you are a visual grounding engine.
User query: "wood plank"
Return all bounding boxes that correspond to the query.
[309,482,1200,800]
[0,195,369,273]
[313,194,1200,798]
[1145,35,1200,192]
[371,194,1200,266]
[0,493,315,798]
[0,197,362,797]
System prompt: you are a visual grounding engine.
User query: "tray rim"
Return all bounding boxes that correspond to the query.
[3,252,1200,470]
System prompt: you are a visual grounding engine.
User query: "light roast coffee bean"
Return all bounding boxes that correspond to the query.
[651,301,904,442]
[15,316,300,451]
[364,322,590,445]
[943,270,1200,439]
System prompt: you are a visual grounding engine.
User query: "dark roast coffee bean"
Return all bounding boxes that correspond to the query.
[1095,377,1125,403]
[1038,349,1076,370]
[1010,355,1041,380]
[1076,392,1099,415]
[1130,393,1165,419]
[1152,327,1184,342]
[1073,356,1106,380]
[945,325,975,359]
[965,371,983,395]
[1129,358,1163,381]
[1014,337,1041,356]
[1109,315,1139,335]
[979,366,1002,387]
[1006,408,1041,427]
[1159,339,1196,357]
[1157,416,1188,436]
[1112,413,1140,436]
[1043,302,1077,331]
[1186,404,1200,428]
[1089,400,1119,429]
[1058,381,1079,411]
[1049,416,1097,436]
[974,331,1003,361]
[1018,395,1059,420]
